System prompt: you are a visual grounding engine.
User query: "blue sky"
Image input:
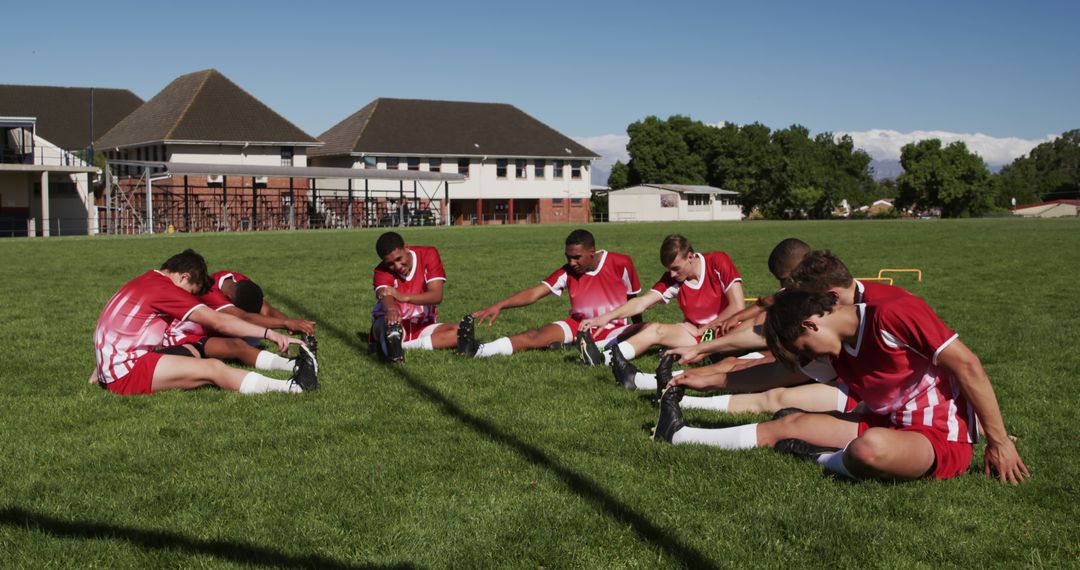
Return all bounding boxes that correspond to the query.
[4,0,1078,174]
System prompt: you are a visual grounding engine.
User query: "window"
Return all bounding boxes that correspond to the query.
[571,160,582,179]
[407,157,420,171]
[281,146,294,167]
[496,158,508,178]
[571,198,583,206]
[457,158,470,176]
[687,194,711,206]
[534,159,545,179]
[515,159,527,179]
[364,156,377,169]
[429,157,441,172]
[553,160,564,178]
[552,198,564,205]
[385,157,399,170]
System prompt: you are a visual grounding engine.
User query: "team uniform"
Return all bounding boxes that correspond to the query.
[163,270,251,347]
[541,250,641,345]
[649,251,741,342]
[372,246,446,348]
[93,270,206,395]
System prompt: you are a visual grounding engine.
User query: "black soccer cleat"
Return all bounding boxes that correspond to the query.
[772,407,807,420]
[385,323,405,363]
[610,345,640,390]
[290,344,319,392]
[576,330,604,366]
[456,315,479,357]
[652,386,685,442]
[655,353,675,400]
[773,438,839,462]
[302,334,318,357]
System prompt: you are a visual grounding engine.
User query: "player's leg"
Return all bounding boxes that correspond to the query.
[841,428,937,481]
[404,323,458,351]
[473,321,568,358]
[202,337,295,372]
[682,382,847,414]
[151,354,312,394]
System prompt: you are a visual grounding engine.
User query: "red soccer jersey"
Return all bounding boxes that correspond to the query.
[649,252,742,327]
[855,279,910,304]
[94,270,205,384]
[372,245,447,326]
[163,270,251,346]
[541,250,641,324]
[832,297,976,443]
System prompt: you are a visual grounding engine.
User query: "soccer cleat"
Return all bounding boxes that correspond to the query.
[772,407,807,420]
[385,323,405,363]
[456,315,479,357]
[576,330,604,366]
[610,345,640,390]
[654,353,675,400]
[651,386,685,442]
[302,334,318,357]
[290,344,319,391]
[773,438,839,461]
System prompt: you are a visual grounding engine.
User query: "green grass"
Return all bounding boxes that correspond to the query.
[1,218,1078,568]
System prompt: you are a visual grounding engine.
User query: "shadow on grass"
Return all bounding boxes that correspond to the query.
[272,290,720,569]
[0,507,415,570]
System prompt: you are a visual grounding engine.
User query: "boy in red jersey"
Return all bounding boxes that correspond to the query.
[92,249,317,396]
[458,229,641,358]
[653,290,1029,484]
[577,233,744,366]
[370,232,461,362]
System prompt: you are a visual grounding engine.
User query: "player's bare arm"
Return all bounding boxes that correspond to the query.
[189,307,299,353]
[716,302,766,336]
[668,325,768,364]
[388,279,445,306]
[377,288,403,325]
[579,293,660,331]
[473,283,551,326]
[937,340,1030,484]
[701,282,746,331]
[668,360,807,392]
[219,305,316,335]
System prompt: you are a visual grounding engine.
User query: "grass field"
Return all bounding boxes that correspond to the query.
[1,218,1078,568]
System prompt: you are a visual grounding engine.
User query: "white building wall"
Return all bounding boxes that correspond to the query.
[608,187,742,222]
[166,144,309,167]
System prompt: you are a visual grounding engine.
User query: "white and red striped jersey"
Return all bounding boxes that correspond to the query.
[94,270,205,384]
[163,270,250,346]
[372,246,446,327]
[649,252,742,327]
[834,297,976,443]
[542,250,641,323]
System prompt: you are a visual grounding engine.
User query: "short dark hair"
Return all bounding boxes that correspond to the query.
[660,234,692,266]
[160,249,211,295]
[764,290,837,369]
[565,229,595,249]
[376,232,406,258]
[233,280,265,313]
[790,250,854,293]
[767,238,811,278]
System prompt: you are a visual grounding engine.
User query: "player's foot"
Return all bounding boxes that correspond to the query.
[772,407,807,420]
[302,334,318,357]
[576,330,604,366]
[655,353,675,400]
[385,323,405,363]
[773,438,839,461]
[652,386,685,442]
[290,344,319,391]
[610,345,640,390]
[456,315,479,357]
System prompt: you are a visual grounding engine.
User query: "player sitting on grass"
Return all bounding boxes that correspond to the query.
[608,238,807,391]
[458,229,641,358]
[576,233,744,368]
[93,249,317,396]
[370,231,461,363]
[652,289,1029,484]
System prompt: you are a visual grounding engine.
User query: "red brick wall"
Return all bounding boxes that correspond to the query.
[539,198,591,224]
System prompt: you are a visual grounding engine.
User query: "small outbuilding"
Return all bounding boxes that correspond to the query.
[1011,200,1079,218]
[607,184,741,222]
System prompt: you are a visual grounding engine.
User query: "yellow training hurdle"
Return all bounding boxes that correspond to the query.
[878,268,923,282]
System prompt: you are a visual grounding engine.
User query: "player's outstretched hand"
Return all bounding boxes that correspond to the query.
[717,316,742,336]
[285,319,316,336]
[266,329,302,353]
[668,370,725,391]
[667,345,705,365]
[473,305,501,326]
[984,439,1030,485]
[578,316,608,331]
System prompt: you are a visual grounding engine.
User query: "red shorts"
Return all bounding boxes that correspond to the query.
[401,321,441,348]
[556,318,628,345]
[102,352,162,396]
[858,414,974,480]
[826,379,862,413]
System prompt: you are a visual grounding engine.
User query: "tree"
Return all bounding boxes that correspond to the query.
[995,129,1080,206]
[896,139,994,217]
[625,116,707,185]
[607,160,629,190]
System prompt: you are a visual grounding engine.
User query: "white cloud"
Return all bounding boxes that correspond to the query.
[574,134,630,187]
[840,129,1055,165]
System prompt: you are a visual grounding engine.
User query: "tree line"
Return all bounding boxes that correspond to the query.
[607,116,1080,218]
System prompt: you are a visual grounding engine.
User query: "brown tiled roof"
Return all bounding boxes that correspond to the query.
[311,98,599,159]
[0,84,142,150]
[95,69,317,150]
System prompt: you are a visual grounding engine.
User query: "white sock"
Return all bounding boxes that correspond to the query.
[239,371,302,394]
[682,394,731,412]
[475,336,513,358]
[817,444,858,480]
[633,368,683,391]
[255,351,294,372]
[672,423,759,449]
[618,342,637,361]
[416,336,434,351]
